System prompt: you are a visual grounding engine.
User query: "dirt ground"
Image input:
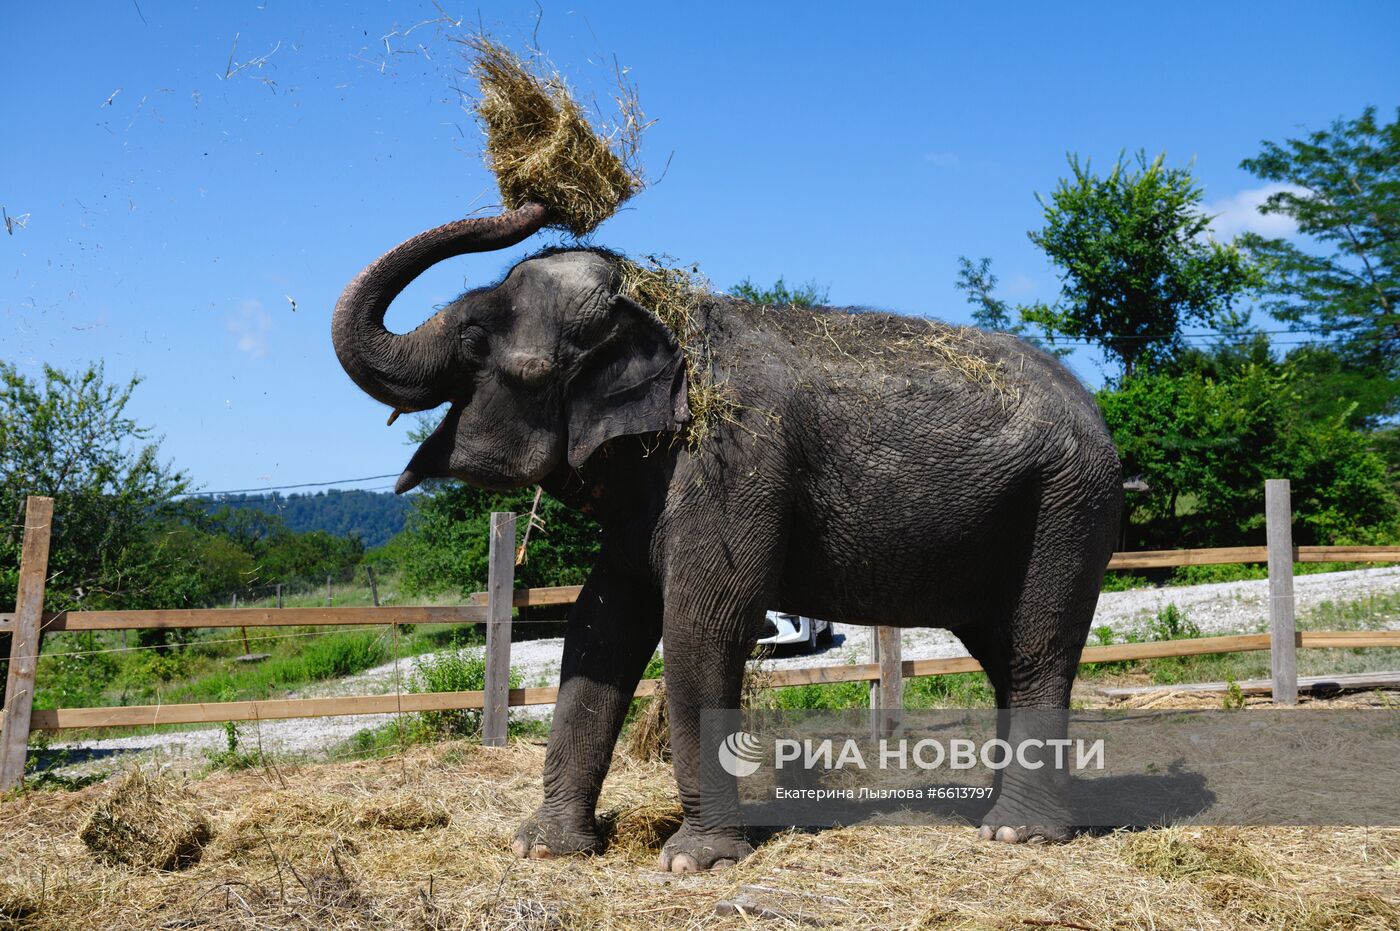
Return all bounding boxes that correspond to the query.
[4,704,1398,931]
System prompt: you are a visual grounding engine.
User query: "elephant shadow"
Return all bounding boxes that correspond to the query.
[742,764,1215,841]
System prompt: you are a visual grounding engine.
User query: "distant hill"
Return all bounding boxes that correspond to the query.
[199,489,412,548]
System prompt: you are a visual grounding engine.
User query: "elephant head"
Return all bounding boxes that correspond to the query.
[331,203,690,493]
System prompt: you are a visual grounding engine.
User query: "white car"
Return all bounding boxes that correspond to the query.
[758,611,833,653]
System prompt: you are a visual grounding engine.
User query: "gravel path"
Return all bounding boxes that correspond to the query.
[52,566,1400,764]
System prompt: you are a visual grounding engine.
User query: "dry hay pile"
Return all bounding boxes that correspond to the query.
[1,738,1398,929]
[467,37,644,237]
[76,768,212,871]
[626,653,774,761]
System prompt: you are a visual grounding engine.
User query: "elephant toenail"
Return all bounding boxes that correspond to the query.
[669,853,700,873]
[528,844,554,859]
[994,826,1022,843]
[977,825,995,841]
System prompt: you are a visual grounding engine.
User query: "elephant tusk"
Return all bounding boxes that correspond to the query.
[386,409,403,426]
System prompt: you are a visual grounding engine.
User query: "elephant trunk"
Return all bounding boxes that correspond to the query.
[331,202,550,412]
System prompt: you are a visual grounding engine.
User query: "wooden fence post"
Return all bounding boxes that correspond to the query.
[366,566,380,607]
[869,626,904,737]
[275,584,283,609]
[326,575,333,607]
[868,628,879,711]
[0,496,55,792]
[1265,479,1298,705]
[876,626,903,735]
[482,512,516,748]
[233,593,251,656]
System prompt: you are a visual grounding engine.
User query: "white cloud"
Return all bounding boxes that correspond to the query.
[227,299,272,358]
[1201,183,1306,240]
[1000,272,1038,299]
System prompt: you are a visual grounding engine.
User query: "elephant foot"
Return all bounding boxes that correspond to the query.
[511,808,604,859]
[976,802,1073,844]
[658,822,753,873]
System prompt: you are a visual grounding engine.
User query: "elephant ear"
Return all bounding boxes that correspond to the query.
[566,295,690,468]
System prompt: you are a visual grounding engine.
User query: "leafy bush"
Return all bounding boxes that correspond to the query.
[1101,572,1151,592]
[203,721,260,772]
[1145,604,1200,642]
[299,630,387,680]
[410,644,521,737]
[33,633,119,710]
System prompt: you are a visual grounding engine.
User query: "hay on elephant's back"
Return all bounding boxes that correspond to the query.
[796,308,1014,399]
[467,37,645,237]
[619,257,739,444]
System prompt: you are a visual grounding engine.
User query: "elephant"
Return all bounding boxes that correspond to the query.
[331,201,1123,871]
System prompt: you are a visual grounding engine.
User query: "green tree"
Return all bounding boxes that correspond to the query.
[201,506,364,585]
[1238,106,1400,417]
[1099,362,1397,548]
[257,528,365,584]
[1016,152,1260,377]
[374,414,601,597]
[0,363,203,612]
[379,483,599,597]
[954,256,1019,332]
[731,276,830,308]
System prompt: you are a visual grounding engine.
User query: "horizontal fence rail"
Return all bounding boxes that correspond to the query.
[1104,544,1400,570]
[0,587,588,635]
[19,629,1400,732]
[6,550,1396,634]
[3,483,1400,789]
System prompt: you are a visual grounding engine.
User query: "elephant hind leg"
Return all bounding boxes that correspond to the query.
[963,475,1115,843]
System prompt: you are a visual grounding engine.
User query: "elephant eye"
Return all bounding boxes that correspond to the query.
[459,324,488,357]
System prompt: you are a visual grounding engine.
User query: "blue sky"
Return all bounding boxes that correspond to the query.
[3,1,1397,494]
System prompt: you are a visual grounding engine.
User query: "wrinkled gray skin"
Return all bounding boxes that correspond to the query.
[332,205,1121,871]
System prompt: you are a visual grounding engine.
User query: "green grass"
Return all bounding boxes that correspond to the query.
[29,620,487,748]
[26,564,505,733]
[233,575,465,610]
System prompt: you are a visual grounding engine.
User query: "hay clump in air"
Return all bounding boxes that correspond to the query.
[77,769,212,871]
[467,36,645,237]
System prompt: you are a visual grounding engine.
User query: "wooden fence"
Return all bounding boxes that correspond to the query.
[2,479,1399,789]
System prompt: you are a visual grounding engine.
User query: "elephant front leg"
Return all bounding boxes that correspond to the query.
[657,607,764,873]
[512,566,661,859]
